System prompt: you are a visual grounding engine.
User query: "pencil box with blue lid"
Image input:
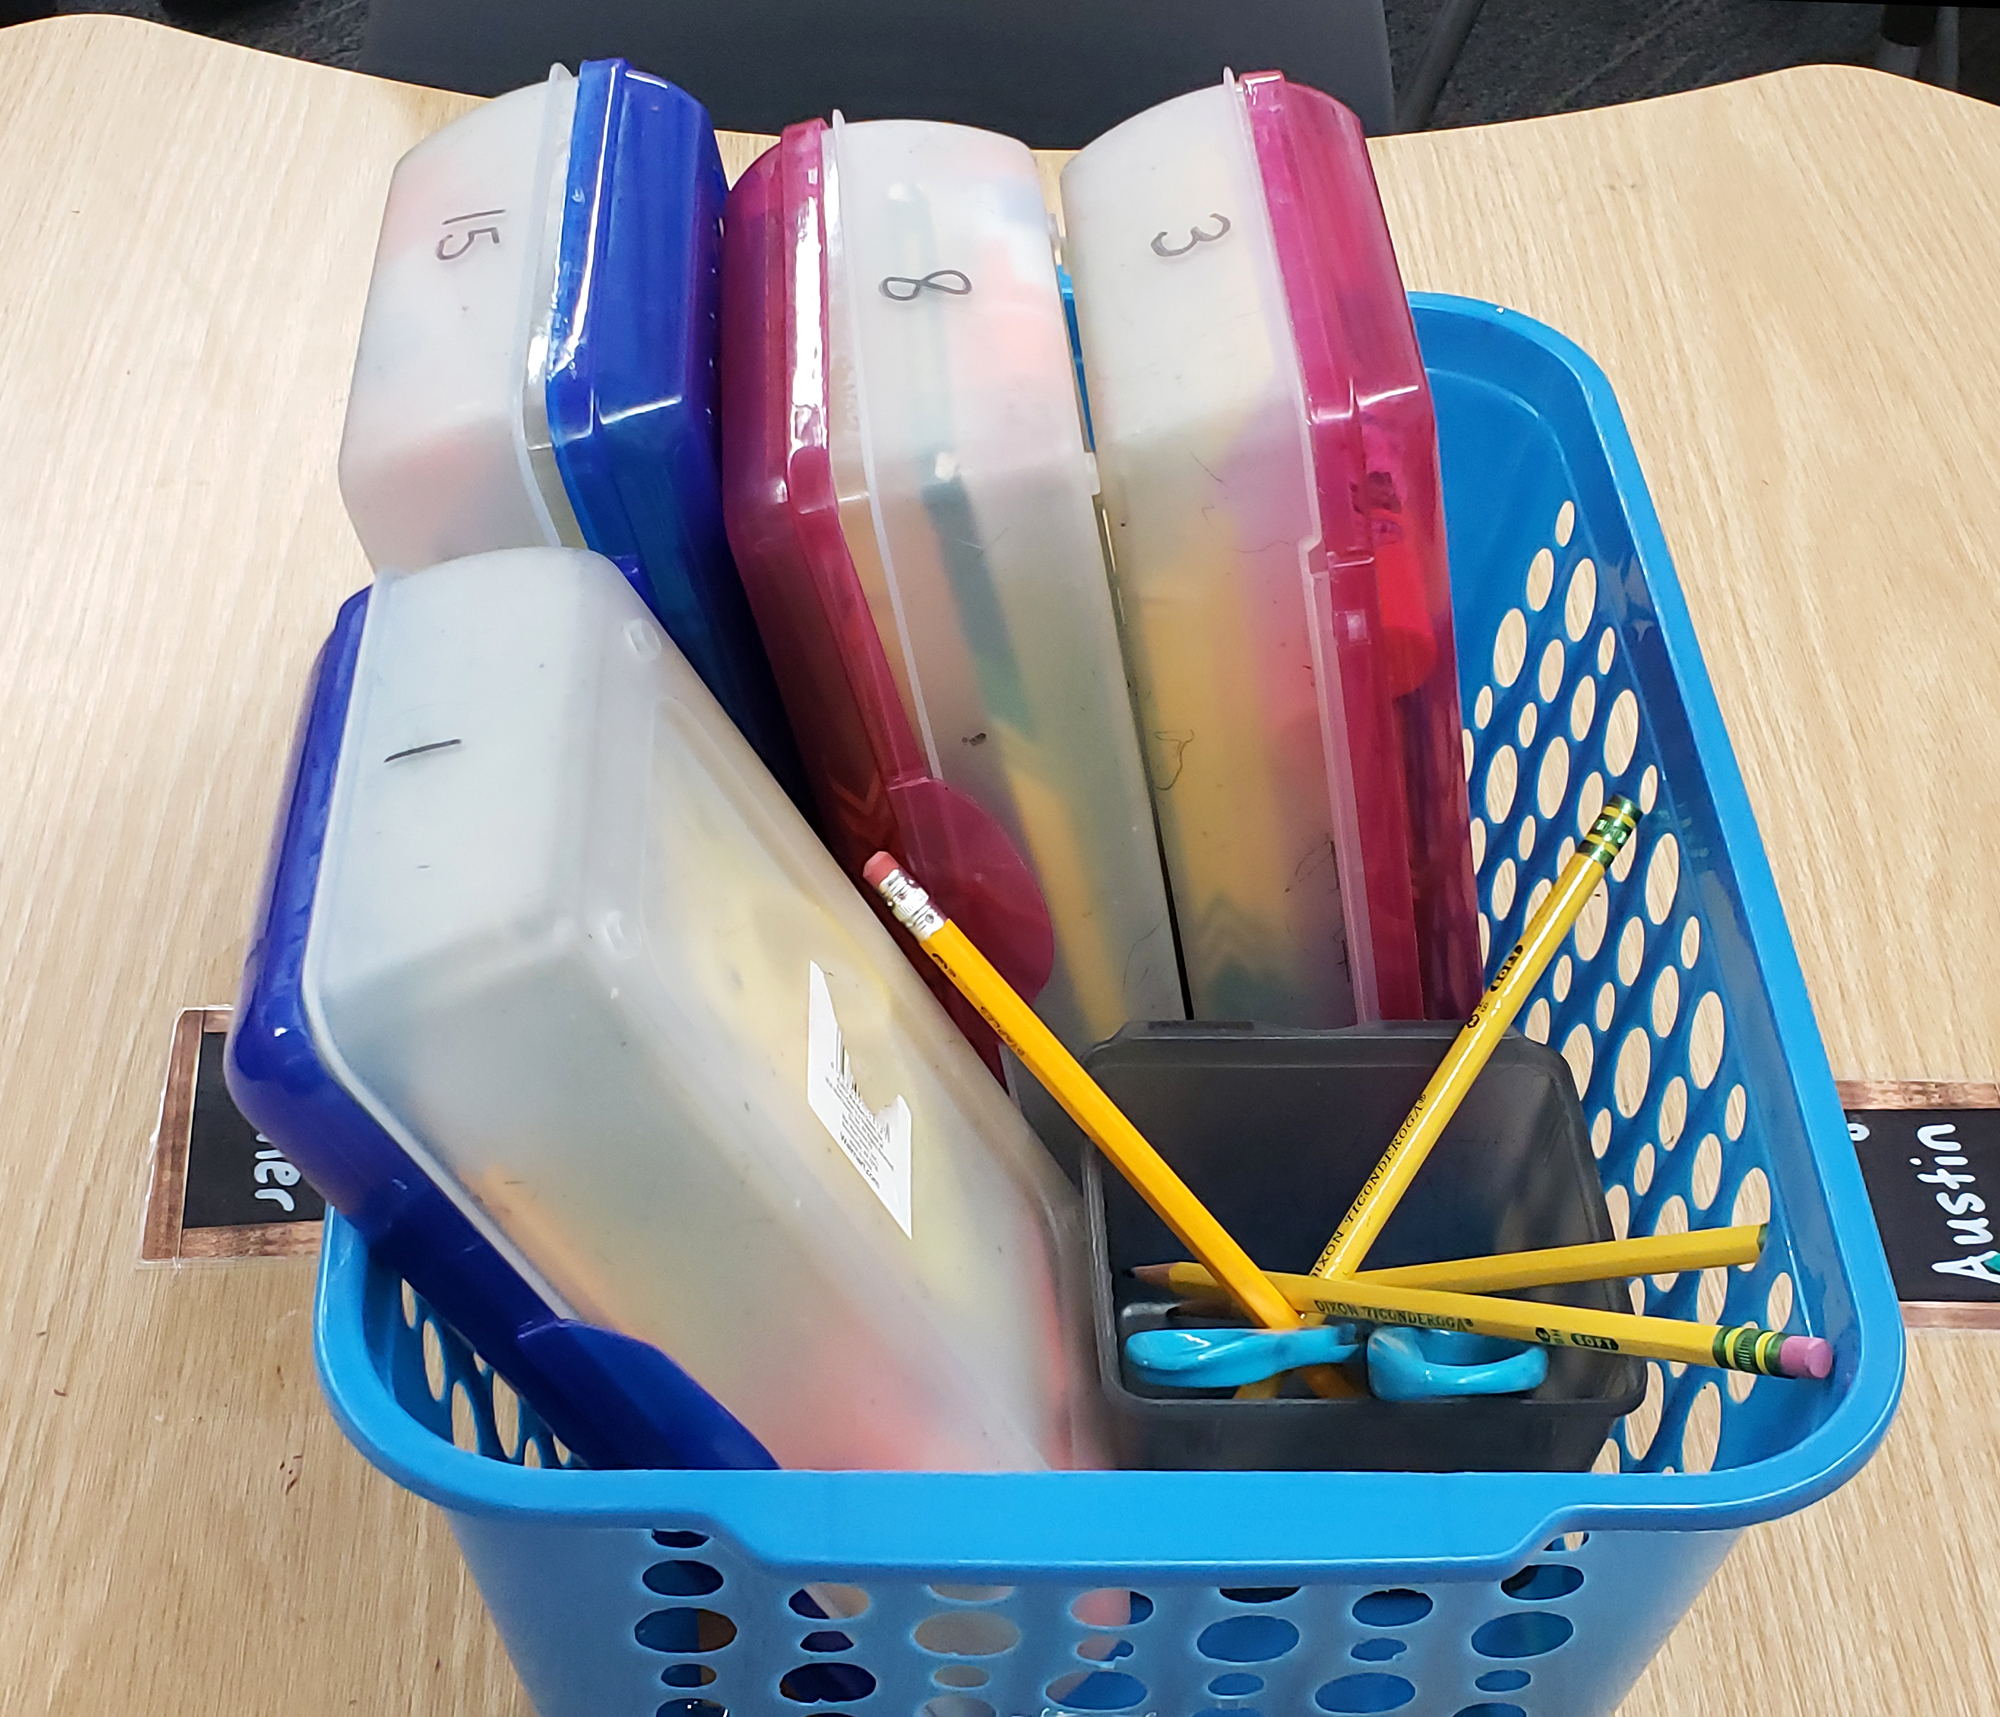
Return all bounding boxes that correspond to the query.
[226,546,1107,1473]
[223,575,770,1473]
[336,58,807,810]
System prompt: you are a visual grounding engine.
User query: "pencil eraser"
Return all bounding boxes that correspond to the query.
[862,852,901,890]
[1780,1335,1834,1380]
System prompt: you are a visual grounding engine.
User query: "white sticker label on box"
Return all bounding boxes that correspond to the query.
[807,962,913,1236]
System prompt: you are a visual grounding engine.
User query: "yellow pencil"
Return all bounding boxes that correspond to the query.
[866,852,1294,1326]
[1204,1269,1832,1379]
[1311,795,1642,1280]
[1137,1222,1766,1302]
[866,852,1355,1398]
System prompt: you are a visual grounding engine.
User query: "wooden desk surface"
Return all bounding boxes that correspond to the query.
[1,15,1994,1713]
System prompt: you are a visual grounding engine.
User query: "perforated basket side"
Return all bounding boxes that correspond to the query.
[1414,294,1902,1482]
[349,1231,1736,1717]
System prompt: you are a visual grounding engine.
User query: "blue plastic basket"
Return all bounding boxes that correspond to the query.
[311,294,1904,1717]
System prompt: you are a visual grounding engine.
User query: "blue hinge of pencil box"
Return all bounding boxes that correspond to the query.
[223,582,776,1474]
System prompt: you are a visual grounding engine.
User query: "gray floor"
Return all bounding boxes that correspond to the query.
[56,0,2000,124]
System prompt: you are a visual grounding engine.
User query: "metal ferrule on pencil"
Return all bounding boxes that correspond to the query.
[875,863,945,940]
[1581,795,1640,865]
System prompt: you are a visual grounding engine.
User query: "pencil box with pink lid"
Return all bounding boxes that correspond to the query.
[720,78,1482,1074]
[718,115,1183,1079]
[1060,71,1483,1032]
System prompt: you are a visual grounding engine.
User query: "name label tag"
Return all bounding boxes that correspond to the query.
[1842,1080,2000,1327]
[143,1008,324,1262]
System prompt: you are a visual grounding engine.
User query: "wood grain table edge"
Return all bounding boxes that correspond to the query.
[1836,1078,2000,1110]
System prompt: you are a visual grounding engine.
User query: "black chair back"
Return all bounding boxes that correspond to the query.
[360,0,1393,145]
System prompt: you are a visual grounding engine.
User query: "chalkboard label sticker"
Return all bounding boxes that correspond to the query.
[142,1008,325,1263]
[1840,1079,2000,1329]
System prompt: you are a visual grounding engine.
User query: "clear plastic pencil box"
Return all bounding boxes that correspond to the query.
[1062,72,1483,1030]
[224,547,1106,1474]
[337,59,804,802]
[719,117,1182,1072]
